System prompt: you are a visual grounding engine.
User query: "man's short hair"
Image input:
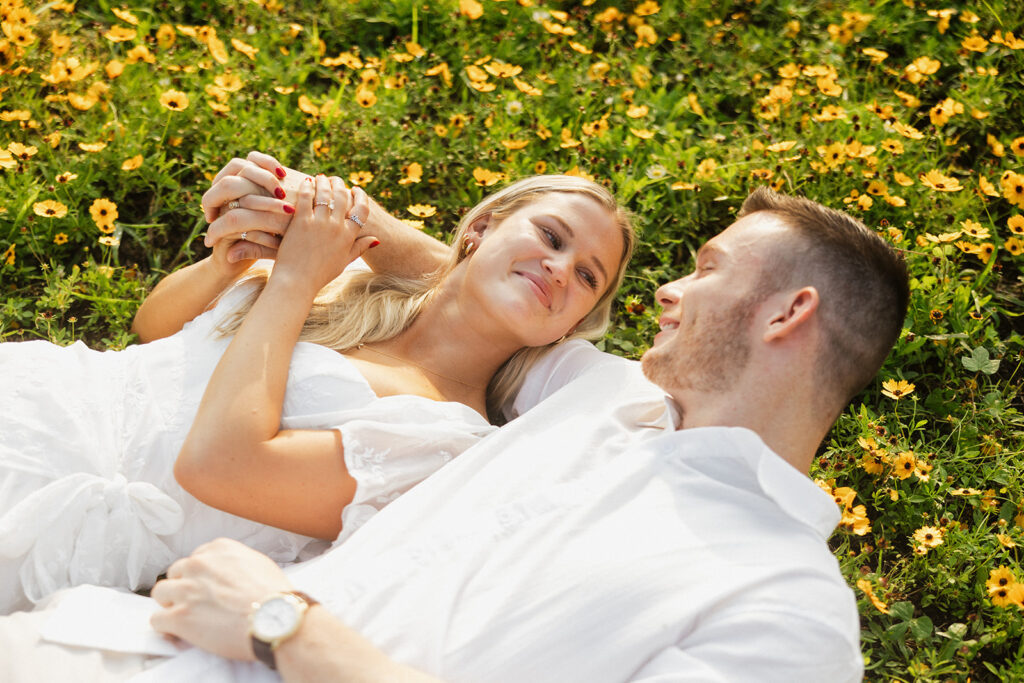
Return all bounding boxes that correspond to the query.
[738,187,910,402]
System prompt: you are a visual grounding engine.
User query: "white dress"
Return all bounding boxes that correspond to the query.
[0,282,494,614]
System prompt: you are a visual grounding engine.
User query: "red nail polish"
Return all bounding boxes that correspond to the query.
[283,205,295,214]
[274,187,286,199]
[275,167,286,179]
[369,240,381,249]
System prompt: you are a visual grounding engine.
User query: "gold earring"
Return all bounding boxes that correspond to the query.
[459,239,476,260]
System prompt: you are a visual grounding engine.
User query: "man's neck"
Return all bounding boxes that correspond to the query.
[671,386,829,475]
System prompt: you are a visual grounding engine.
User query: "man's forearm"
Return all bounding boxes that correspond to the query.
[358,195,450,278]
[277,606,442,683]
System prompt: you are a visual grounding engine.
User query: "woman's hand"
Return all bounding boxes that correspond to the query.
[202,151,302,269]
[270,174,377,298]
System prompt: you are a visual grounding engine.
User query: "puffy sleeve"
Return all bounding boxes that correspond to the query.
[326,396,497,544]
[504,339,634,421]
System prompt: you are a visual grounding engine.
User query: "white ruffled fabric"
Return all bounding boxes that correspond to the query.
[0,280,494,614]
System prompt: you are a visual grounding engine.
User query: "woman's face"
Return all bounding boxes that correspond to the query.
[460,192,624,347]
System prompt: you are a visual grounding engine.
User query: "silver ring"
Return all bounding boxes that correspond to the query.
[347,214,365,228]
[314,200,334,210]
[227,200,240,210]
[240,232,248,241]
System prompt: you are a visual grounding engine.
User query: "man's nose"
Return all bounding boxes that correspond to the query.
[655,279,685,307]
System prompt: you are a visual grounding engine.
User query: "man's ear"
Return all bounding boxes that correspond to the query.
[763,286,819,342]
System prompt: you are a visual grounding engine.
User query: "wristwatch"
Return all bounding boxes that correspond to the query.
[249,590,320,670]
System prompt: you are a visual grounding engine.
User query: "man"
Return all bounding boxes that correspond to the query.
[0,183,908,682]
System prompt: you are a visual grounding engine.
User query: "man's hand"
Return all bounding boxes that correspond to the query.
[203,151,304,265]
[150,538,293,661]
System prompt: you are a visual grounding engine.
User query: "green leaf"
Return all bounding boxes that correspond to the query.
[962,346,1000,375]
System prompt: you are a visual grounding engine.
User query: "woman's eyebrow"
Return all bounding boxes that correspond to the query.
[546,214,609,284]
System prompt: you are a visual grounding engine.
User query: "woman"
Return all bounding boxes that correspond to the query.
[0,166,635,613]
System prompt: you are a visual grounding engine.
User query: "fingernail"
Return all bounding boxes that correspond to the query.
[274,187,286,199]
[369,240,381,249]
[283,204,295,214]
[275,167,286,179]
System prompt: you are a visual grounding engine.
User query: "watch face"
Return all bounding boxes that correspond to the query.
[253,596,300,641]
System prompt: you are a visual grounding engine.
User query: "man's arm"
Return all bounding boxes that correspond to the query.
[149,539,442,683]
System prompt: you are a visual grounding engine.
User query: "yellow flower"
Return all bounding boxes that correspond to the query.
[98,235,120,247]
[56,172,78,183]
[856,579,889,614]
[231,38,258,60]
[348,171,374,186]
[355,88,377,108]
[838,504,871,535]
[1011,137,1024,157]
[1002,171,1024,208]
[559,128,581,149]
[891,121,924,140]
[121,155,143,171]
[913,526,943,552]
[472,167,507,187]
[987,134,1005,157]
[398,162,422,186]
[695,158,718,179]
[105,59,124,79]
[8,142,37,160]
[860,449,888,475]
[53,232,68,245]
[962,33,989,52]
[156,24,176,49]
[626,104,649,118]
[89,198,118,231]
[1005,237,1024,256]
[996,534,1017,549]
[919,170,963,192]
[767,140,797,153]
[126,44,155,64]
[111,7,139,24]
[78,141,107,153]
[159,90,190,111]
[960,219,990,239]
[629,128,656,140]
[2,243,15,266]
[861,47,888,63]
[634,1,660,16]
[892,451,916,480]
[459,0,483,20]
[882,378,915,400]
[1008,215,1024,235]
[406,204,436,218]
[33,200,68,218]
[978,176,1000,197]
[103,25,136,42]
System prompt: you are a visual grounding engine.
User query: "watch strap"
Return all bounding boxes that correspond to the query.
[251,591,320,670]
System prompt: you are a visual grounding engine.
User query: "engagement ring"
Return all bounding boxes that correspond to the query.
[314,200,335,211]
[347,214,365,228]
[240,232,248,241]
[227,200,240,210]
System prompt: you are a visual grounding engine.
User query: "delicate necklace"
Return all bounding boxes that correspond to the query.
[356,344,488,391]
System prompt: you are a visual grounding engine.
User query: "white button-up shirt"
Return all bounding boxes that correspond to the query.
[71,341,864,682]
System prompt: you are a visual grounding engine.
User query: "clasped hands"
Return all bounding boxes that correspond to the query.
[201,151,378,291]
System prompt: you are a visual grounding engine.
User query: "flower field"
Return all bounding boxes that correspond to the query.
[1,0,1022,679]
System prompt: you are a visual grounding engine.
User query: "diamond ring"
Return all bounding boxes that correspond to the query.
[347,214,365,228]
[240,232,248,241]
[227,200,240,210]
[314,200,335,210]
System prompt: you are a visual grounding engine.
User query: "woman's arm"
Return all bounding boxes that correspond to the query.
[207,151,452,278]
[176,177,378,540]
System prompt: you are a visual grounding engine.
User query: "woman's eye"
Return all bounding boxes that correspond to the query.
[542,227,562,249]
[578,269,598,289]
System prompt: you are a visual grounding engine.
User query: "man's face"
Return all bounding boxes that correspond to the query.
[641,213,789,400]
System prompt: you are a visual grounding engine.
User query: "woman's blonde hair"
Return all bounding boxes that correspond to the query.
[219,174,635,423]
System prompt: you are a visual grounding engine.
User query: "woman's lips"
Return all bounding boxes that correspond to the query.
[518,271,552,308]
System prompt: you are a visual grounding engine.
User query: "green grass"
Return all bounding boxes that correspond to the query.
[1,1,1023,679]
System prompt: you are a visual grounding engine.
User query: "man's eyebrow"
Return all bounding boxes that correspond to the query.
[549,214,610,284]
[695,242,724,262]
